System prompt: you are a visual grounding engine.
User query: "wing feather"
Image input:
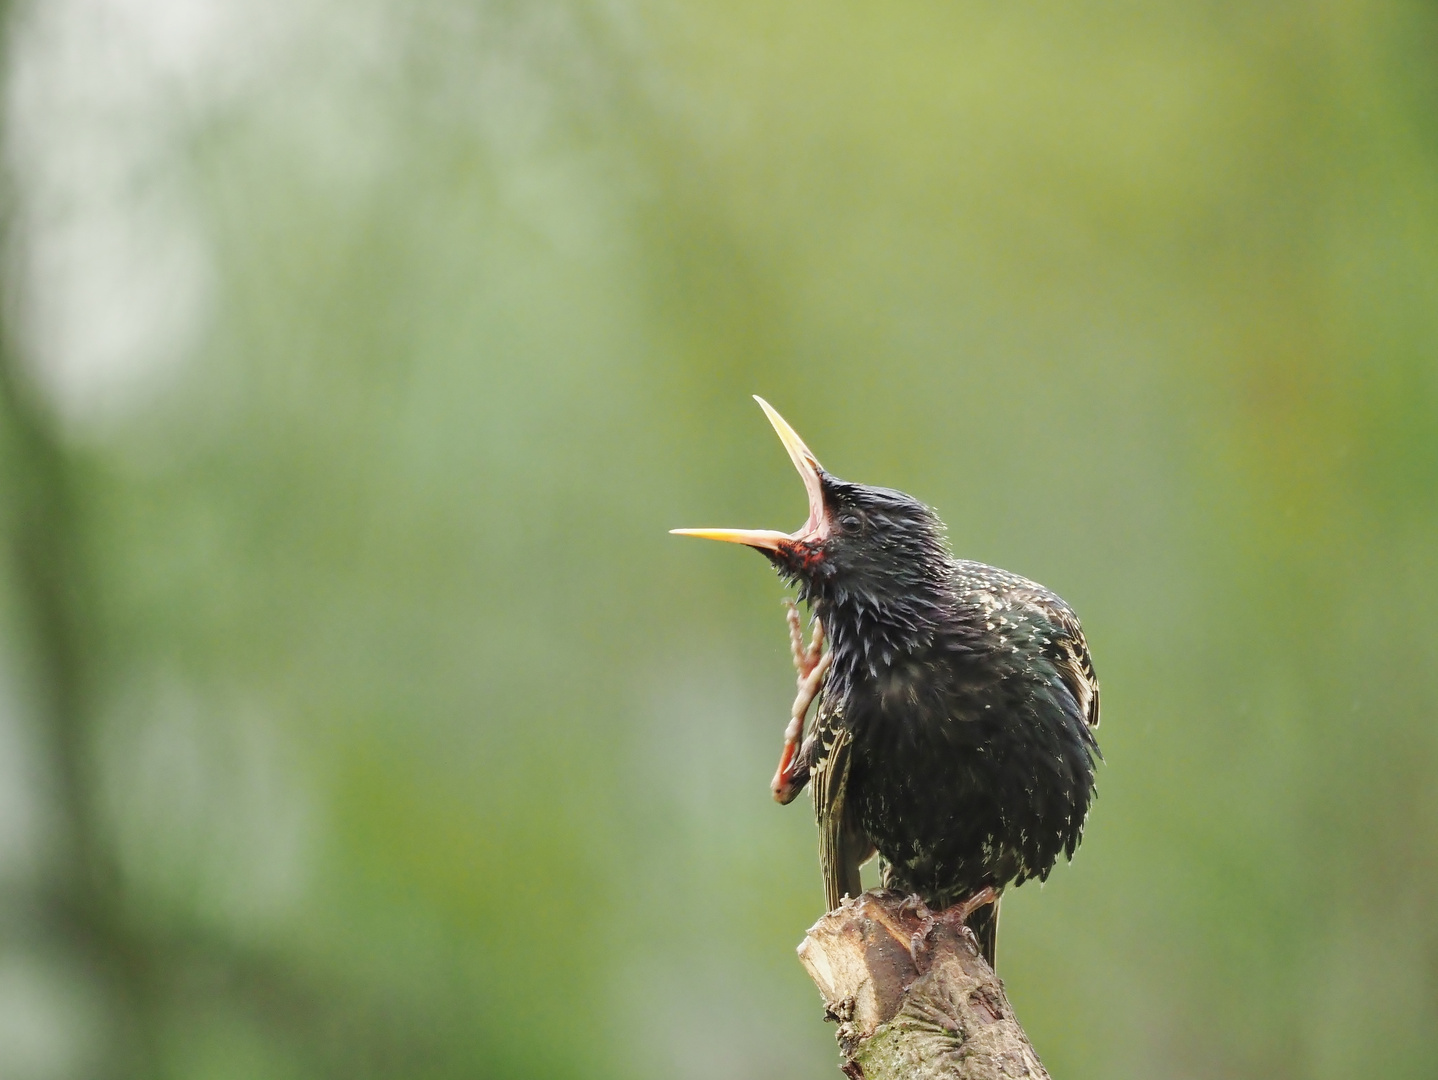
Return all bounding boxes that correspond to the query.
[812,705,867,910]
[1019,589,1101,732]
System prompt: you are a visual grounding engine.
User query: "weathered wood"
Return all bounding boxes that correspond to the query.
[797,891,1049,1080]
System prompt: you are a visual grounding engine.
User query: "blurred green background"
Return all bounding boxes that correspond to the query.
[0,0,1436,1077]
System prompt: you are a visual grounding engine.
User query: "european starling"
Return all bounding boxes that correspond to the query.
[674,398,1100,968]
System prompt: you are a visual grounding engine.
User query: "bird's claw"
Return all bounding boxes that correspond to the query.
[908,933,926,963]
[896,893,932,922]
[956,924,981,955]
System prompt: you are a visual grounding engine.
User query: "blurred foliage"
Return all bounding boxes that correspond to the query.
[0,0,1437,1077]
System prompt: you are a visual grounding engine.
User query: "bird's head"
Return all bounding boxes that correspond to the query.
[673,398,951,618]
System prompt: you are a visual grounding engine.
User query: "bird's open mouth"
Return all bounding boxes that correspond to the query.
[671,396,826,551]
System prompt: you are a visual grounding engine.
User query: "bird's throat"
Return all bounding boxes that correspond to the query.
[813,581,951,687]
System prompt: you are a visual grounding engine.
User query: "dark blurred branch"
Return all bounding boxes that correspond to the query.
[798,892,1048,1080]
[0,7,160,1069]
[0,298,163,1078]
[0,155,426,1080]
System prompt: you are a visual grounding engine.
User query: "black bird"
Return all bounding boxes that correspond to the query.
[674,397,1100,967]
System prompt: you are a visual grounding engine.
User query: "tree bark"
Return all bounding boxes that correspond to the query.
[797,891,1049,1080]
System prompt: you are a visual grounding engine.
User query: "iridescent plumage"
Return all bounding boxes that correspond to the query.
[675,400,1102,967]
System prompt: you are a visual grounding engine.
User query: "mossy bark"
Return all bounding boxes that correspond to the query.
[797,891,1049,1080]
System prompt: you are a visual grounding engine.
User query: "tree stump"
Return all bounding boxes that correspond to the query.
[797,890,1049,1080]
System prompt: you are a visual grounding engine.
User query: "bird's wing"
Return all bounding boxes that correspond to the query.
[812,704,867,910]
[1054,611,1101,732]
[1021,589,1101,732]
[954,561,1099,732]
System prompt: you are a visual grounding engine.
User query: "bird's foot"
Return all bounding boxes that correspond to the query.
[770,649,832,803]
[896,894,936,963]
[771,602,831,803]
[946,885,999,926]
[932,886,998,953]
[896,893,933,923]
[770,734,811,805]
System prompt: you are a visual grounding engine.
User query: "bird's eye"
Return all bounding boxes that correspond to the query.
[840,513,862,530]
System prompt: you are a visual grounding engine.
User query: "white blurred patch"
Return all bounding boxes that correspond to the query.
[94,677,316,936]
[0,952,106,1080]
[3,0,631,436]
[2,0,279,430]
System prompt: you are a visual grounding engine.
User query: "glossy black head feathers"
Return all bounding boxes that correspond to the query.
[767,472,957,679]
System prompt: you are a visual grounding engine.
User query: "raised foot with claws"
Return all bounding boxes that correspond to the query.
[771,599,831,803]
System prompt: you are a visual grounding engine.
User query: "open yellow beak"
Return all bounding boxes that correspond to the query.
[671,396,826,551]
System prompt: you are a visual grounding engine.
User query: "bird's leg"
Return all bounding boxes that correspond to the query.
[771,652,832,802]
[786,599,825,679]
[948,886,999,926]
[932,886,999,952]
[786,598,807,671]
[772,602,831,803]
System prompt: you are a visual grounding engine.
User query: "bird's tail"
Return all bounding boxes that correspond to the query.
[967,898,1000,970]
